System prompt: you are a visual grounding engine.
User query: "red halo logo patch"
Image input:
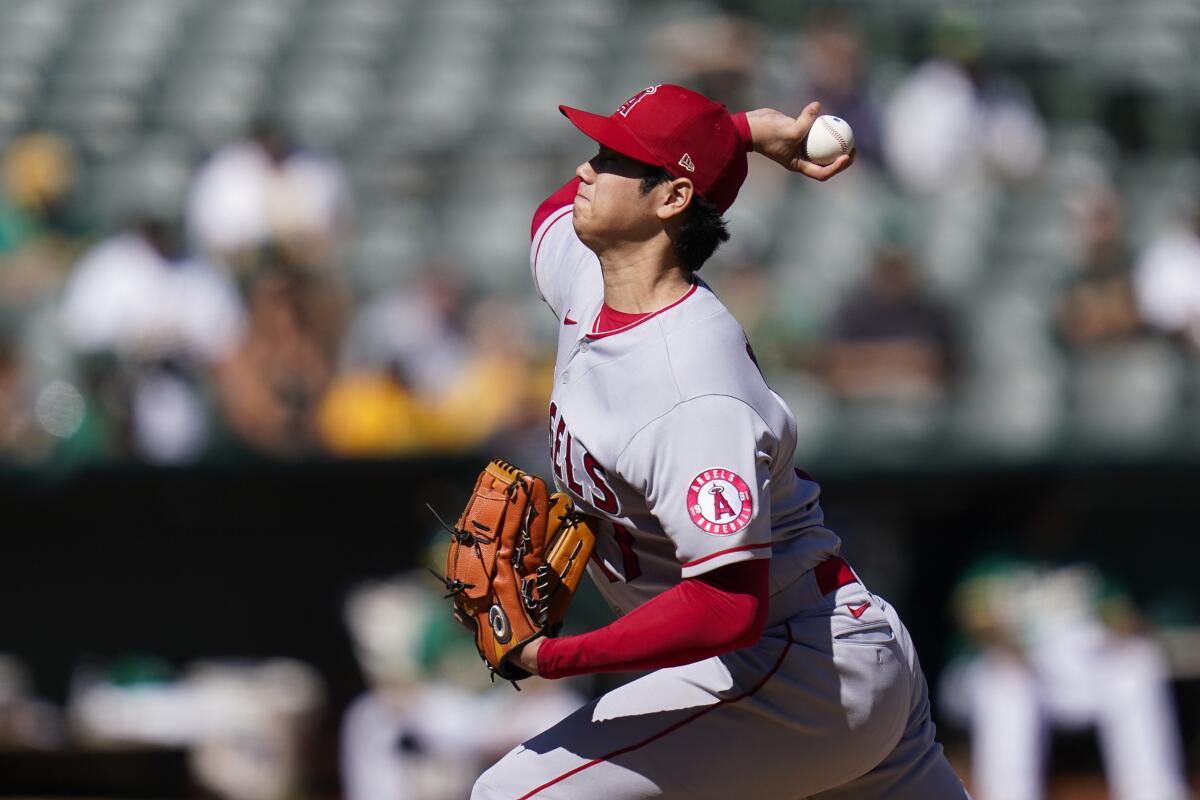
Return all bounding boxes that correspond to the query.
[687,469,753,535]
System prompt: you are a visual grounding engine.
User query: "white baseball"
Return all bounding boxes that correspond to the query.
[803,115,854,166]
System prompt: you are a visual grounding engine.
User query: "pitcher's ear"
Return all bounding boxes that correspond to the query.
[656,177,694,221]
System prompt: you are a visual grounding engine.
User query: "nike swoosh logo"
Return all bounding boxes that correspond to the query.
[848,602,871,618]
[563,310,578,325]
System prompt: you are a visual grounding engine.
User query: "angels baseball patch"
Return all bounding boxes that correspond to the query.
[687,469,753,535]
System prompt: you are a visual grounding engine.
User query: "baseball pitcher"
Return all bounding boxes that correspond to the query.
[451,84,970,799]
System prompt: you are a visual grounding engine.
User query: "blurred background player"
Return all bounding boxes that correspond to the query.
[940,510,1190,800]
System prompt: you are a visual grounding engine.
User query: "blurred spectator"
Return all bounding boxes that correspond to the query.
[318,263,468,457]
[323,261,549,458]
[428,297,550,453]
[317,367,436,458]
[341,571,584,800]
[882,12,1047,196]
[790,11,883,165]
[0,336,48,462]
[882,11,1047,296]
[186,123,348,273]
[0,133,85,316]
[338,262,471,401]
[321,290,550,459]
[1133,195,1200,349]
[1056,185,1183,448]
[822,244,958,403]
[941,554,1189,800]
[215,266,344,459]
[1056,185,1145,348]
[58,216,245,463]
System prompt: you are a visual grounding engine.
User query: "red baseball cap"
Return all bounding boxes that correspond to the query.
[560,84,747,213]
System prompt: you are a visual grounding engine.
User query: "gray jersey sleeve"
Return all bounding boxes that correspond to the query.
[617,395,775,579]
[530,208,598,321]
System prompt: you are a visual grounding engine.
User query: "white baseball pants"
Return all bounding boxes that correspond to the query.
[473,569,970,799]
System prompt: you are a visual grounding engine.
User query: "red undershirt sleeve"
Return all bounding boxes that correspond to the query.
[731,111,754,153]
[531,177,581,240]
[536,558,769,679]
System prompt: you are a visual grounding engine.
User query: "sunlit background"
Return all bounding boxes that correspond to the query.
[1,0,1199,797]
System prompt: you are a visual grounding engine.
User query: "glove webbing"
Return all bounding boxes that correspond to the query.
[426,502,498,599]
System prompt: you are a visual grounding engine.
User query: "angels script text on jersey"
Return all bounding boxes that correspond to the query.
[549,402,620,514]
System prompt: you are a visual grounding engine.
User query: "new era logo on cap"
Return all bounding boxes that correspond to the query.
[559,84,748,213]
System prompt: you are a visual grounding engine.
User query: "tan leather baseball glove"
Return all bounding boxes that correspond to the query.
[435,459,596,684]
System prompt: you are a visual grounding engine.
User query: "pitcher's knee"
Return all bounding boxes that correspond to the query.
[473,757,521,800]
[471,773,507,800]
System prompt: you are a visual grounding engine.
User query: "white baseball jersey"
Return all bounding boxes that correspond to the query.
[531,205,842,616]
[478,197,970,800]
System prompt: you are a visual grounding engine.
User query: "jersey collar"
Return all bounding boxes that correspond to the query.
[586,282,699,340]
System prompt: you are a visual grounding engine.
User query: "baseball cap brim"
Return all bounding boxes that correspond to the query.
[559,105,662,168]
